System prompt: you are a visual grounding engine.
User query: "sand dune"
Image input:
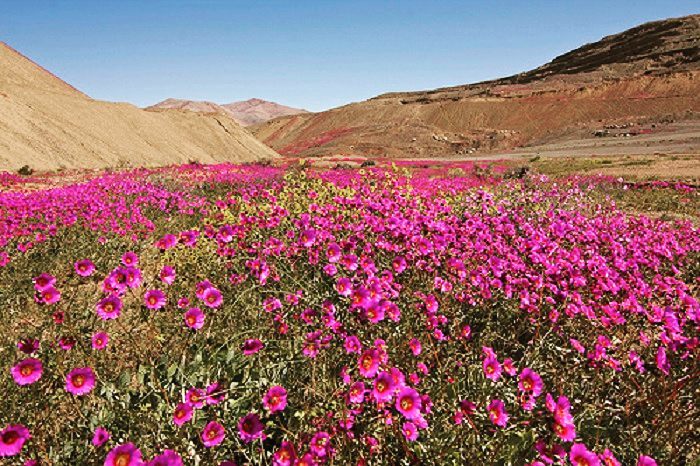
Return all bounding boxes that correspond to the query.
[0,42,277,171]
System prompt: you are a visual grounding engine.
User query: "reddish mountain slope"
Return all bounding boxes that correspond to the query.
[251,14,700,158]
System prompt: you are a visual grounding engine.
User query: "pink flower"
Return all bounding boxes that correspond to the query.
[39,286,61,305]
[358,349,380,378]
[402,421,418,441]
[144,289,166,310]
[487,399,508,427]
[409,338,422,356]
[310,431,331,457]
[655,346,669,375]
[518,368,543,396]
[104,443,143,466]
[335,277,352,297]
[186,388,206,408]
[96,295,122,320]
[17,338,39,354]
[201,421,226,448]
[396,387,422,420]
[637,455,657,466]
[184,308,205,330]
[173,403,193,426]
[92,427,110,447]
[121,252,139,266]
[159,266,176,285]
[148,449,183,466]
[553,419,576,442]
[92,332,109,350]
[601,449,621,466]
[75,259,96,277]
[569,443,600,466]
[371,371,395,403]
[202,287,223,308]
[273,441,297,466]
[238,413,264,443]
[300,229,317,247]
[65,367,96,396]
[206,381,226,405]
[483,357,502,382]
[242,339,264,355]
[32,273,55,291]
[502,358,517,376]
[348,381,366,404]
[0,424,30,457]
[263,385,288,413]
[344,335,362,354]
[11,358,43,386]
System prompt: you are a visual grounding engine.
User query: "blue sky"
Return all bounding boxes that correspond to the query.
[2,1,698,111]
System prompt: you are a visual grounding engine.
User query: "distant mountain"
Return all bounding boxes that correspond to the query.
[222,98,308,126]
[251,14,700,158]
[0,43,277,171]
[148,98,307,126]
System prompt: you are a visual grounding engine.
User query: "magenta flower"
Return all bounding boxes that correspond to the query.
[263,385,288,413]
[159,265,176,285]
[637,455,657,466]
[75,259,96,277]
[273,440,297,466]
[0,424,30,457]
[202,287,223,308]
[32,273,56,291]
[487,399,508,427]
[371,371,395,403]
[65,367,96,396]
[104,443,143,466]
[483,356,502,381]
[358,349,380,378]
[242,339,264,355]
[92,332,109,350]
[238,413,264,443]
[569,443,600,466]
[396,386,422,420]
[601,449,621,466]
[300,228,317,247]
[344,335,362,354]
[173,403,193,426]
[335,277,352,297]
[92,427,110,447]
[409,338,422,356]
[553,420,576,442]
[39,286,61,305]
[11,358,43,386]
[186,388,206,408]
[17,338,39,354]
[206,381,226,405]
[348,381,366,404]
[402,421,419,441]
[518,368,543,396]
[310,431,331,457]
[96,295,122,320]
[502,358,517,376]
[144,289,166,310]
[201,421,226,448]
[121,252,139,266]
[148,449,183,466]
[184,307,205,330]
[655,346,669,375]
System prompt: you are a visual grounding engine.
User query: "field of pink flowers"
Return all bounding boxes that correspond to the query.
[0,162,698,465]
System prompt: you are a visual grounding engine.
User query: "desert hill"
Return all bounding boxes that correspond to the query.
[0,43,277,171]
[148,98,307,126]
[251,14,700,158]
